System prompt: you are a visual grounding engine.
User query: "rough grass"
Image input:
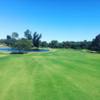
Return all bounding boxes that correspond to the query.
[0,49,100,100]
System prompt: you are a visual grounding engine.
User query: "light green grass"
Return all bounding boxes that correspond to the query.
[0,49,100,100]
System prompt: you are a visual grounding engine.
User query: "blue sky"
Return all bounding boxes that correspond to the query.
[0,0,100,41]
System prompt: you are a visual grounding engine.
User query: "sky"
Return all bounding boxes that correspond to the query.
[0,0,100,41]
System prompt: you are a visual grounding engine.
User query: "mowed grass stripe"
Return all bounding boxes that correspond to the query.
[0,56,28,100]
[37,51,100,99]
[38,55,94,100]
[0,49,100,100]
[50,54,100,95]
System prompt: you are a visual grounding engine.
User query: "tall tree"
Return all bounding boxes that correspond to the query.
[49,40,59,48]
[6,35,13,46]
[32,32,42,48]
[90,34,100,51]
[13,39,32,51]
[24,29,32,40]
[12,32,19,39]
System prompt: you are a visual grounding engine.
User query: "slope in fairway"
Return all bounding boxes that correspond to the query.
[0,49,100,100]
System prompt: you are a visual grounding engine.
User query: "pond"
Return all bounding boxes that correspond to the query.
[0,47,49,53]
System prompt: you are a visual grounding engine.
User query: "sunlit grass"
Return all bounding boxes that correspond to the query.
[0,49,100,100]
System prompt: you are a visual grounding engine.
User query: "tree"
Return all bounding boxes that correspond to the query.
[49,40,59,48]
[41,41,48,47]
[80,40,91,49]
[6,34,17,46]
[24,29,32,40]
[12,32,19,39]
[0,39,5,44]
[61,41,70,48]
[32,32,42,48]
[13,39,32,51]
[6,35,13,46]
[90,34,100,51]
[7,35,12,40]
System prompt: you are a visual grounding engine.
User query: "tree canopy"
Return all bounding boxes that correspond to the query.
[90,34,100,51]
[13,39,32,51]
[32,32,42,48]
[12,32,19,39]
[24,29,32,40]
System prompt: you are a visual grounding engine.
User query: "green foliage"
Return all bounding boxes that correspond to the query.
[32,32,42,48]
[7,35,11,40]
[13,39,32,50]
[5,32,19,46]
[6,35,16,46]
[48,40,91,49]
[0,30,99,51]
[12,32,19,39]
[49,40,59,48]
[40,41,48,47]
[24,29,32,40]
[90,34,100,51]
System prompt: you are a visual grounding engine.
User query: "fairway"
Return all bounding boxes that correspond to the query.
[0,49,100,100]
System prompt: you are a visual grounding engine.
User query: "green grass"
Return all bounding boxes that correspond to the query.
[0,49,100,100]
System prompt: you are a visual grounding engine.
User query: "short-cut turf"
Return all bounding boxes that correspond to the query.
[0,49,100,100]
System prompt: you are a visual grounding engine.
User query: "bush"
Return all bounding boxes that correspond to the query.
[10,52,25,54]
[13,39,32,51]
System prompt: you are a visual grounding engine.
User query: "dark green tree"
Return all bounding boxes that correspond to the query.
[6,35,14,46]
[80,40,91,49]
[49,40,59,48]
[13,39,32,51]
[32,32,42,48]
[24,29,32,40]
[61,41,71,48]
[40,41,48,47]
[7,35,12,40]
[90,34,100,51]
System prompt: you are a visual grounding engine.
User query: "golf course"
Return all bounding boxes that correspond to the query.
[0,49,100,100]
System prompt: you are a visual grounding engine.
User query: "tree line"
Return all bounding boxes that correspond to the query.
[0,29,100,52]
[0,29,42,51]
